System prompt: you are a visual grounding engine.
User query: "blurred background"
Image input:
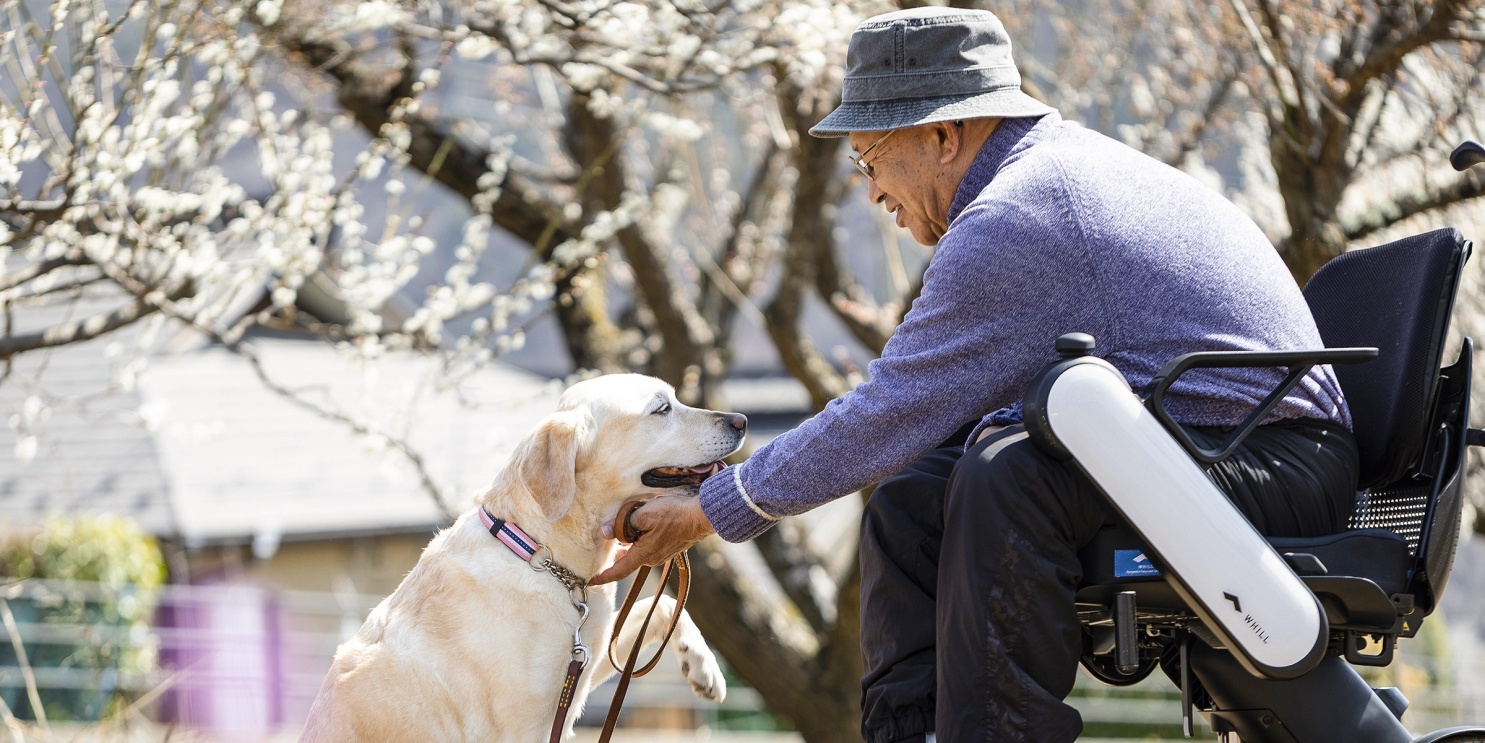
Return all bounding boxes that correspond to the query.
[2,0,1485,740]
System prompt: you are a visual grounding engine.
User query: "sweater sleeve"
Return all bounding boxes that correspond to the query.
[700,189,1109,542]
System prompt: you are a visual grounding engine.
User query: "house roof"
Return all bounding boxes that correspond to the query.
[0,284,178,536]
[139,334,562,547]
[0,286,563,547]
[0,268,577,546]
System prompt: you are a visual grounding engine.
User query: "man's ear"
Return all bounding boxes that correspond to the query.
[511,411,587,522]
[935,120,963,164]
[941,118,999,167]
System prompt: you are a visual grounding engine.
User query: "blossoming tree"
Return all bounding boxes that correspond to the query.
[3,0,1484,739]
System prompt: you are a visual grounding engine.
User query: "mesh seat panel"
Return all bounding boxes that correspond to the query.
[1347,484,1430,555]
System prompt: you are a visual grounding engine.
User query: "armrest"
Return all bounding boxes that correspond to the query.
[1145,348,1378,464]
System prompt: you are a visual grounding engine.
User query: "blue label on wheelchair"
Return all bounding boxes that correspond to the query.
[1114,550,1161,578]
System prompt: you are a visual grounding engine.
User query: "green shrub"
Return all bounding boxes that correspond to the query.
[0,514,166,721]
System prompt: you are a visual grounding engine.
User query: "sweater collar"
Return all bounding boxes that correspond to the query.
[947,111,1060,223]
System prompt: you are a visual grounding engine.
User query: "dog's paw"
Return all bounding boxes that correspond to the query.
[675,637,726,702]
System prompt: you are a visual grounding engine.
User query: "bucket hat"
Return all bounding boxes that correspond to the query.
[809,7,1055,138]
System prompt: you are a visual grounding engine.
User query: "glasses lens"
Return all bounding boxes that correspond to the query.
[852,130,893,180]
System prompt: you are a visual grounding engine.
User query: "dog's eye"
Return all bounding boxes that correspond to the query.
[653,403,671,416]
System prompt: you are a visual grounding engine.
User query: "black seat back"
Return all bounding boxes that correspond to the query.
[1301,228,1473,614]
[1302,228,1468,488]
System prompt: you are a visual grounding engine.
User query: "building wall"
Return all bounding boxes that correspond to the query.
[163,533,434,735]
[184,534,433,597]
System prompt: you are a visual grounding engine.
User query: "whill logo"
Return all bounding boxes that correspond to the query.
[1242,613,1271,645]
[1223,592,1270,644]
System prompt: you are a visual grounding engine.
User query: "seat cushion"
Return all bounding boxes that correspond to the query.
[1079,524,1412,597]
[1268,528,1411,596]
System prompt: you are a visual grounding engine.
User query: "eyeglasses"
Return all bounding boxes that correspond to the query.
[848,129,898,180]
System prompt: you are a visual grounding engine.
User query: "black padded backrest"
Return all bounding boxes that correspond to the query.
[1302,228,1469,489]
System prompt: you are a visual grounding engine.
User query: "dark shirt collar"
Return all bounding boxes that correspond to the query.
[947,112,1060,223]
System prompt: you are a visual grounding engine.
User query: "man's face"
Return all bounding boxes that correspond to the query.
[848,126,952,246]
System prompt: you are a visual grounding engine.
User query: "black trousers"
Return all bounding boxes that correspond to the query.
[858,419,1358,743]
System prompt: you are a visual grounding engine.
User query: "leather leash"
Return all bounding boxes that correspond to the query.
[594,499,692,742]
[547,603,590,743]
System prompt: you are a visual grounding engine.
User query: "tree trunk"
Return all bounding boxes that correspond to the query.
[686,539,863,743]
[1269,131,1352,285]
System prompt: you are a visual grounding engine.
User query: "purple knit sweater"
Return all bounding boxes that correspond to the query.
[699,112,1351,543]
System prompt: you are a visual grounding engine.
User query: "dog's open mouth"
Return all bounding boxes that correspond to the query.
[641,461,727,488]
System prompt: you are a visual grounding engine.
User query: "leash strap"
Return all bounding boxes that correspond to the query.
[547,599,591,743]
[548,659,585,743]
[597,501,692,742]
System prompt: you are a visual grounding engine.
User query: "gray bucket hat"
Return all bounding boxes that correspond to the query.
[809,7,1054,138]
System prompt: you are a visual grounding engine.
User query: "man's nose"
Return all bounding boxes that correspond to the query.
[867,178,885,204]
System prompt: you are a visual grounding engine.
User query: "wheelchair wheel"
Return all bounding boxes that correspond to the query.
[1410,730,1485,743]
[1079,650,1160,686]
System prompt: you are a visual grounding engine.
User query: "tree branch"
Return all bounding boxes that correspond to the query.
[2,272,108,301]
[811,171,897,356]
[562,91,718,400]
[234,337,456,522]
[1228,0,1298,119]
[686,538,859,743]
[0,281,191,360]
[1166,70,1237,168]
[1335,1,1463,108]
[0,199,68,221]
[1254,0,1312,125]
[0,254,88,293]
[92,264,458,522]
[763,120,850,406]
[755,518,835,634]
[270,29,575,248]
[1344,170,1485,241]
[816,277,896,355]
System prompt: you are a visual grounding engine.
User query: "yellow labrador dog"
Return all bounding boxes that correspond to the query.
[300,374,742,742]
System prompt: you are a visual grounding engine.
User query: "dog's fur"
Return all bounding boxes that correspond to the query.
[300,374,742,742]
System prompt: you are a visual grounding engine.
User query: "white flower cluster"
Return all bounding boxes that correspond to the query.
[3,1,282,340]
[768,1,862,90]
[552,190,650,266]
[323,0,408,34]
[0,0,409,382]
[7,396,49,464]
[0,108,41,190]
[641,111,705,143]
[255,0,281,25]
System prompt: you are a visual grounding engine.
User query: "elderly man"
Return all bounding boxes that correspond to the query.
[594,7,1358,742]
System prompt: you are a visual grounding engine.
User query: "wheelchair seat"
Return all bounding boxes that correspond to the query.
[1076,523,1412,633]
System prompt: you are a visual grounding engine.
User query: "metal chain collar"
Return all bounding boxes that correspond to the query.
[532,548,588,599]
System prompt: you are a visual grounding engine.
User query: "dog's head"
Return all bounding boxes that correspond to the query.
[489,374,746,524]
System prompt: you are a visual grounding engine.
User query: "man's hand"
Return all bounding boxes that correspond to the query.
[590,495,715,585]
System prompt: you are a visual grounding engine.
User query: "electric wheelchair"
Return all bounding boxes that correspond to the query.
[1022,143,1485,742]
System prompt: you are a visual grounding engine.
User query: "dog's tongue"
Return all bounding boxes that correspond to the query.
[691,461,727,475]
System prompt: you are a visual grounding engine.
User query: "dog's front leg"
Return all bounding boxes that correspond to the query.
[593,595,726,702]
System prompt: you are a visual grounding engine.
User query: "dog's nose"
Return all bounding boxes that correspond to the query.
[724,413,747,432]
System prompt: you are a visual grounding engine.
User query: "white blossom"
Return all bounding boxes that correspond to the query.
[14,436,38,464]
[255,0,281,25]
[456,34,498,60]
[642,111,704,142]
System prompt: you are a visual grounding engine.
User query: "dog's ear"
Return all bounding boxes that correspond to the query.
[512,411,586,523]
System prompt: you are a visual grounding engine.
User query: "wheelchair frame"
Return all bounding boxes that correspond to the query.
[1022,229,1485,742]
